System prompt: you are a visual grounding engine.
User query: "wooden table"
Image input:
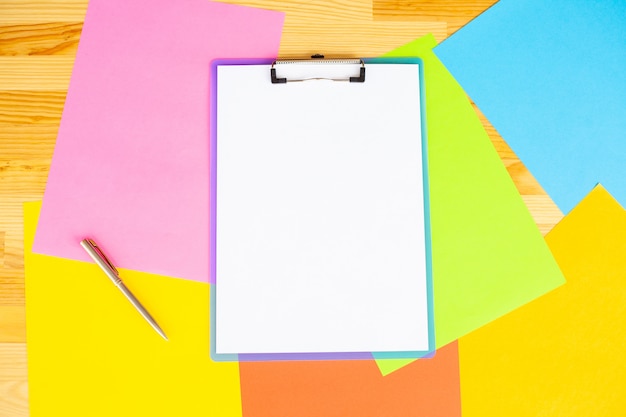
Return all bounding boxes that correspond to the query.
[0,1,562,415]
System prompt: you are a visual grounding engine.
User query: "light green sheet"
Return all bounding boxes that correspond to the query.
[374,35,565,375]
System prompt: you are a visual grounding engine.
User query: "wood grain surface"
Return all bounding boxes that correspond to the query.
[0,1,562,415]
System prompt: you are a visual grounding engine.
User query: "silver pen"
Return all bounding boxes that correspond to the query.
[80,238,168,341]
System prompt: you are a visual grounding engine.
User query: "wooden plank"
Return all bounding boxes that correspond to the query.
[0,125,57,160]
[0,343,28,417]
[0,232,4,269]
[373,0,498,36]
[0,307,27,343]
[0,56,74,91]
[0,135,54,305]
[0,0,87,24]
[0,22,82,56]
[522,195,563,236]
[0,123,53,305]
[0,225,26,307]
[0,91,66,125]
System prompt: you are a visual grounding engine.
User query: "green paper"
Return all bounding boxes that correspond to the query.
[374,35,565,375]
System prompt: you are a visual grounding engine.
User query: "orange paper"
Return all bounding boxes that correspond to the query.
[460,184,626,415]
[240,342,460,417]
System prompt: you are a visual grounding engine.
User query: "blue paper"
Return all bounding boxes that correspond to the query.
[435,0,626,214]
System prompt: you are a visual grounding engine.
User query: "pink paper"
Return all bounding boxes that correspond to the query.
[33,0,284,282]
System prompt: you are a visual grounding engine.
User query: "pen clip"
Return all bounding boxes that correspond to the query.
[85,238,118,275]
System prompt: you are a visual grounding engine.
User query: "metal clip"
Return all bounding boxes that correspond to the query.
[271,56,366,84]
[84,238,118,275]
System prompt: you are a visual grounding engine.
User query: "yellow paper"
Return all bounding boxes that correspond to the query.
[460,184,626,416]
[24,202,241,416]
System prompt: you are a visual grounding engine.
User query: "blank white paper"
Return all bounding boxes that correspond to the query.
[215,63,429,355]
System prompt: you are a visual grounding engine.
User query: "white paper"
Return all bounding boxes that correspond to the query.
[215,63,429,354]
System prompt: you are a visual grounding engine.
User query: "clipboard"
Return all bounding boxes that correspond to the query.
[210,57,434,361]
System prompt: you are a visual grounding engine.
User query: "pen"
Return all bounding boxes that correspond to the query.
[80,238,168,341]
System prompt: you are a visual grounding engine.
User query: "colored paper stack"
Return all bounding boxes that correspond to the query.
[23,0,626,415]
